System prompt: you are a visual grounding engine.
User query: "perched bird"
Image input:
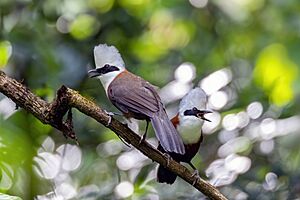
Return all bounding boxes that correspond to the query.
[88,44,185,154]
[157,87,211,184]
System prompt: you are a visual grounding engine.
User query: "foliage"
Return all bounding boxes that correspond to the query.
[0,0,300,199]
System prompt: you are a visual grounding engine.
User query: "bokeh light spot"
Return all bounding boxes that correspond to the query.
[222,114,238,131]
[88,0,114,13]
[247,101,263,119]
[56,16,70,34]
[263,172,278,191]
[260,118,276,139]
[174,62,196,83]
[254,44,298,106]
[225,154,251,174]
[200,68,232,95]
[209,91,228,110]
[260,140,274,154]
[57,144,82,172]
[70,14,100,40]
[115,181,134,198]
[189,0,208,8]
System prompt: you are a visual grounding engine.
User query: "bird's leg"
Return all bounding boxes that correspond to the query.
[104,110,123,126]
[189,161,200,185]
[163,153,172,167]
[139,120,149,144]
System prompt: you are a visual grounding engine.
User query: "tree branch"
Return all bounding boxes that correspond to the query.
[0,71,227,200]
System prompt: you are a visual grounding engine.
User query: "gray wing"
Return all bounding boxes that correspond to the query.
[109,82,160,117]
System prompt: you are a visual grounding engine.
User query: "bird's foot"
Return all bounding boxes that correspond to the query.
[138,133,147,144]
[104,110,120,126]
[163,153,172,167]
[104,110,123,116]
[191,170,201,186]
[106,116,112,126]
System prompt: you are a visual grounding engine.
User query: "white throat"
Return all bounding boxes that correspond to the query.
[97,69,125,93]
[176,87,207,144]
[177,114,203,144]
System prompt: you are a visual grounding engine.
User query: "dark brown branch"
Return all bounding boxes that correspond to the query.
[0,71,227,200]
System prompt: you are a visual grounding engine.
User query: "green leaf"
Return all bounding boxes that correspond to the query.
[0,41,12,68]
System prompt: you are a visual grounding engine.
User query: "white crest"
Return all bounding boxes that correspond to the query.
[94,44,125,69]
[93,44,126,93]
[179,87,207,115]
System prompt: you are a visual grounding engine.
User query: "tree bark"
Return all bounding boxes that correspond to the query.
[0,70,228,200]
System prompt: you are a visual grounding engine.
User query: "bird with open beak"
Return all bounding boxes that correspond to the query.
[88,44,185,155]
[157,87,211,184]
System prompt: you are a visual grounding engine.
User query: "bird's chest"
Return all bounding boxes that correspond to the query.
[177,119,202,144]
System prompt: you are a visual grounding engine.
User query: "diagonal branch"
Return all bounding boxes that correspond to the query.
[0,71,227,200]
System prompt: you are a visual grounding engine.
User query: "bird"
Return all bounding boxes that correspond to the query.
[88,44,185,154]
[157,87,211,184]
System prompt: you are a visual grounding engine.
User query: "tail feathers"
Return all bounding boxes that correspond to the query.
[157,164,177,184]
[151,110,185,154]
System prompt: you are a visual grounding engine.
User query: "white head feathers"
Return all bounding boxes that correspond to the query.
[94,44,125,69]
[179,87,207,115]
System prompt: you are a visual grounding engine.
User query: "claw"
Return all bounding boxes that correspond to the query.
[139,120,149,144]
[138,133,146,144]
[104,110,114,126]
[163,153,172,167]
[106,115,112,126]
[104,110,115,116]
[191,170,201,185]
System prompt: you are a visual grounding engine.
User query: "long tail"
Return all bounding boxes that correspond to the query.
[151,109,185,154]
[157,164,177,184]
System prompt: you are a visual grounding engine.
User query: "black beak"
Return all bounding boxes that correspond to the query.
[196,110,212,122]
[88,69,102,78]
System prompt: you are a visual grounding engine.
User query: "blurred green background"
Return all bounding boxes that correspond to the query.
[1,0,300,199]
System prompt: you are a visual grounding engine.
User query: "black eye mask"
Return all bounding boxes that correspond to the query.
[183,107,212,122]
[88,64,120,78]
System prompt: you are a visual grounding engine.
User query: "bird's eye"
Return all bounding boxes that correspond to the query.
[104,64,110,68]
[192,107,197,111]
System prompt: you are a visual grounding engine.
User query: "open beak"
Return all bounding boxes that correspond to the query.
[88,69,101,78]
[197,110,212,122]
